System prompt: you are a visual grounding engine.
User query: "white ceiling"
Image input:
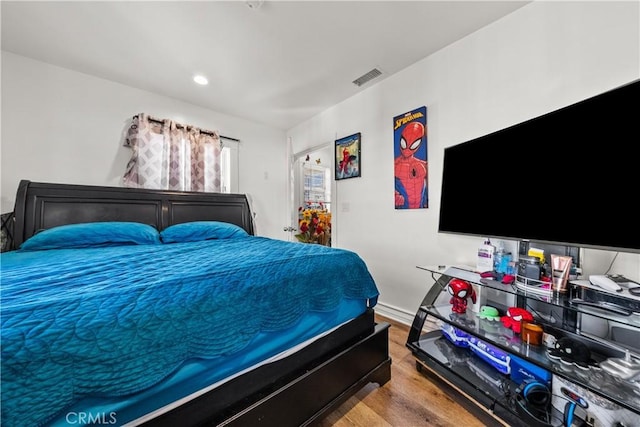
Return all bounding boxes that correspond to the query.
[1,1,529,130]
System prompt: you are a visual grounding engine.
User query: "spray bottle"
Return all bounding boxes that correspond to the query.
[477,238,495,273]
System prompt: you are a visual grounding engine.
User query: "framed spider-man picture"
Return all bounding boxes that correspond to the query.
[393,106,427,209]
[335,132,361,180]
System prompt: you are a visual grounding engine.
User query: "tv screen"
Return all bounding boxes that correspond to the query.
[438,79,640,253]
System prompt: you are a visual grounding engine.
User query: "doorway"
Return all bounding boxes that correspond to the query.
[287,143,334,245]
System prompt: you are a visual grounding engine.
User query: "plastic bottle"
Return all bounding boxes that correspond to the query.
[494,241,504,272]
[493,241,512,280]
[477,238,495,273]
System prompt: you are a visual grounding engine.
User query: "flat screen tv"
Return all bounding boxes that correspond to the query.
[438,79,640,254]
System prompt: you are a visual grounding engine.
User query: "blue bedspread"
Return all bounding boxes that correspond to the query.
[1,237,379,427]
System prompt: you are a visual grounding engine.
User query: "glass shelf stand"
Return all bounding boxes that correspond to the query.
[407,265,640,421]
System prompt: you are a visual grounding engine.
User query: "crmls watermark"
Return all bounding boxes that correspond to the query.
[65,412,117,425]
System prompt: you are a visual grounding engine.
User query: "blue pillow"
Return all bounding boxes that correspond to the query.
[20,222,161,251]
[160,221,248,243]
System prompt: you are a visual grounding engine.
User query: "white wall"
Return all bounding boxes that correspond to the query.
[287,1,640,323]
[1,52,289,239]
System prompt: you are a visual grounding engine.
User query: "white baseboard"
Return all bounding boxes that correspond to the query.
[373,302,415,327]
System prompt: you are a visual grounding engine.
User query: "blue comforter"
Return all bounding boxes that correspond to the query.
[1,237,379,427]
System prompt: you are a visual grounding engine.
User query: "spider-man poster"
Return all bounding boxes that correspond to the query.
[335,132,361,180]
[393,106,427,209]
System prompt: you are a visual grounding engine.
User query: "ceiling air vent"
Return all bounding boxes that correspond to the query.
[352,68,382,87]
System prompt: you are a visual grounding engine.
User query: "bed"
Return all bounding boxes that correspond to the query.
[1,180,391,427]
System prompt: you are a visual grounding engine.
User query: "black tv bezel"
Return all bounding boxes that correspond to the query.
[437,79,640,254]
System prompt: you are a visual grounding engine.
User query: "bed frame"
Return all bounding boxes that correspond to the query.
[11,180,257,247]
[8,180,391,426]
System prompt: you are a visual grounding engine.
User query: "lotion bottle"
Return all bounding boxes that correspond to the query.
[477,238,495,273]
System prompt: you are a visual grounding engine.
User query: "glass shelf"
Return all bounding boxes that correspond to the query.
[409,263,640,423]
[417,265,640,331]
[414,330,566,426]
[418,303,640,414]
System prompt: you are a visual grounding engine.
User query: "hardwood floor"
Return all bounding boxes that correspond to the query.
[317,315,491,427]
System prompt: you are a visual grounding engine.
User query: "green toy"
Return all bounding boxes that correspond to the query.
[478,305,500,321]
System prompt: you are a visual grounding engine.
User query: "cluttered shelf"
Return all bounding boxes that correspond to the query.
[408,259,640,426]
[415,302,640,414]
[413,329,567,427]
[417,265,640,331]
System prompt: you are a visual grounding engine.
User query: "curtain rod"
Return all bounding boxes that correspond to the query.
[133,115,239,142]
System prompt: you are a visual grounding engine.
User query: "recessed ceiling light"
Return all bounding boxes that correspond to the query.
[193,75,209,85]
[246,1,264,9]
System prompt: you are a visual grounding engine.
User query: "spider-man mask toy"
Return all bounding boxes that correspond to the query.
[500,307,534,333]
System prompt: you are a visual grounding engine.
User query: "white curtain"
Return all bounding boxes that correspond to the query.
[123,113,222,192]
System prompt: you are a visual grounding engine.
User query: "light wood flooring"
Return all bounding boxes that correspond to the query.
[316,315,492,427]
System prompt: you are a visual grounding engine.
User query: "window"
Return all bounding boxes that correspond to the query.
[220,139,240,194]
[303,164,331,212]
[124,113,234,193]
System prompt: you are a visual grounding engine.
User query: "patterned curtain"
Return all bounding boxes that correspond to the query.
[123,113,221,192]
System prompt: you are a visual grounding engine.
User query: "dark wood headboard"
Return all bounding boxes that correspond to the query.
[11,180,255,249]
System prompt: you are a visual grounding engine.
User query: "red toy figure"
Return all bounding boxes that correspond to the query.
[447,279,477,313]
[500,307,534,333]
